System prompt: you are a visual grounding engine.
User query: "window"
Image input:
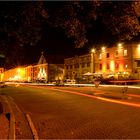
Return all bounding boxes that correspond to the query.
[74,64,79,68]
[99,63,102,70]
[115,51,118,57]
[124,49,127,56]
[69,65,72,69]
[66,65,68,69]
[82,63,85,68]
[137,60,140,67]
[99,54,102,59]
[107,63,110,69]
[115,63,119,69]
[87,62,90,67]
[124,64,128,69]
[106,53,110,58]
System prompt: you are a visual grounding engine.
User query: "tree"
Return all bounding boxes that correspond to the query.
[97,1,140,41]
[1,1,140,69]
[45,1,101,48]
[0,1,48,68]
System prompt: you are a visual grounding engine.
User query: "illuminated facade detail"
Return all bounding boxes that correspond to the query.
[110,61,115,71]
[37,52,47,81]
[124,49,127,56]
[0,68,4,82]
[99,54,102,59]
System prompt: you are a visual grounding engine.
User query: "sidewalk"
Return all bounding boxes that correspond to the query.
[0,113,9,139]
[0,97,10,139]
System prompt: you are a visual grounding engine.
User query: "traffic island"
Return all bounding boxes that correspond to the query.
[98,92,129,100]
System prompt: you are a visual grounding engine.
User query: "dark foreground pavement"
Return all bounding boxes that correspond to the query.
[0,84,140,139]
[0,114,9,139]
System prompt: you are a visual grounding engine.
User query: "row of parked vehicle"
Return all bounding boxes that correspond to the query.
[0,82,7,88]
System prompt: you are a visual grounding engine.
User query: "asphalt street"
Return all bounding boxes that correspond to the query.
[0,84,140,139]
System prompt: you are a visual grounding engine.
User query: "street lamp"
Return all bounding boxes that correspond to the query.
[91,48,96,73]
[91,48,95,53]
[102,46,105,51]
[118,43,122,47]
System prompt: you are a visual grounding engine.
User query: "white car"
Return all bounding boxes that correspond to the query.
[65,79,76,84]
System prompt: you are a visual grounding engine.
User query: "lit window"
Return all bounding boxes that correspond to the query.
[124,49,127,56]
[99,54,102,59]
[125,64,128,69]
[115,63,119,69]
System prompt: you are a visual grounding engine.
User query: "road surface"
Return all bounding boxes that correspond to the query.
[0,84,140,139]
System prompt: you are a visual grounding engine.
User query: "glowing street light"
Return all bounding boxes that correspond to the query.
[138,44,140,49]
[102,46,105,51]
[118,43,122,47]
[91,48,96,73]
[91,48,95,53]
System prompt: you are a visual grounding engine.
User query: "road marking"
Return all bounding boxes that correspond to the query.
[26,114,39,140]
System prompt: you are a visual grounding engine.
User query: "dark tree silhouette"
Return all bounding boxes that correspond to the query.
[0,1,140,69]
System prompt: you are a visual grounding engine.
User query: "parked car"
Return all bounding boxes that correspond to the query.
[0,82,7,88]
[65,79,76,84]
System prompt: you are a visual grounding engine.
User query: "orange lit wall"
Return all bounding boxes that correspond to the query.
[110,60,115,71]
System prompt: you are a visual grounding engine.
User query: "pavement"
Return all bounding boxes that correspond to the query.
[0,113,9,139]
[0,94,16,140]
[0,83,140,139]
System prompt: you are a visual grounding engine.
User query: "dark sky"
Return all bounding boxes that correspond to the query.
[1,1,140,68]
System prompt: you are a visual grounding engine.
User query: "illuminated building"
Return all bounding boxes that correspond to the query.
[0,67,4,82]
[64,54,91,81]
[64,43,140,80]
[2,52,64,82]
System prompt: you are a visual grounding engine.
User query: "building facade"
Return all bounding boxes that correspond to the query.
[64,43,140,80]
[2,53,64,83]
[64,54,91,81]
[0,67,4,82]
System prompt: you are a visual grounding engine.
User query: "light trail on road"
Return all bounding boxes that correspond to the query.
[128,94,140,98]
[28,85,140,108]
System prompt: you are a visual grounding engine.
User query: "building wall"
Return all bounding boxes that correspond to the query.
[33,64,48,82]
[3,67,25,82]
[64,44,140,80]
[132,44,140,79]
[2,63,64,83]
[48,64,64,82]
[95,45,132,78]
[0,68,4,82]
[64,54,91,80]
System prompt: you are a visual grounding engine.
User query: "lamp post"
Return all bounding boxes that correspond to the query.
[91,48,95,73]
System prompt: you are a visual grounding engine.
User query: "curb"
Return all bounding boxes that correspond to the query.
[1,96,15,140]
[8,113,15,139]
[26,114,39,140]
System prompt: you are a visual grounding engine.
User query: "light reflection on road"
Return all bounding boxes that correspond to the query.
[27,85,140,108]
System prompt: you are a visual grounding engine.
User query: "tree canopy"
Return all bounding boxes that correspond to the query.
[0,1,140,68]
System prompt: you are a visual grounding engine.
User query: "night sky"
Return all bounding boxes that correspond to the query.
[0,1,140,68]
